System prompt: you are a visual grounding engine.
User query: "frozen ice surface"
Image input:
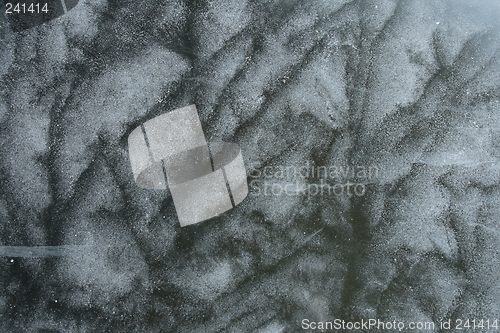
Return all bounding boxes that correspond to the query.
[1,0,500,331]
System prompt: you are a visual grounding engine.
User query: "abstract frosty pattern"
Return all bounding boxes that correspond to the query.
[0,0,500,331]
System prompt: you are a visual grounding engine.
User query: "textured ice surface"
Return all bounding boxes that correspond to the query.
[1,0,500,331]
